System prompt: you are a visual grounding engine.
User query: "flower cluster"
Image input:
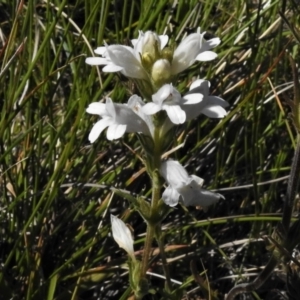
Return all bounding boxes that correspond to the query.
[85,29,228,297]
[86,29,221,83]
[86,29,227,249]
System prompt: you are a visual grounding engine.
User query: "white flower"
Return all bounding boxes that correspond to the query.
[111,215,135,260]
[127,95,155,137]
[86,31,168,80]
[86,29,220,81]
[182,79,229,120]
[142,84,202,124]
[86,44,148,79]
[160,160,224,210]
[171,28,221,75]
[86,98,150,142]
[132,31,169,58]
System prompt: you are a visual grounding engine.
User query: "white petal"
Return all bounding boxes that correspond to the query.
[88,119,112,143]
[178,180,202,205]
[164,105,186,124]
[162,186,180,207]
[94,47,107,55]
[201,105,227,118]
[105,98,116,119]
[142,102,161,115]
[160,160,224,210]
[181,184,222,209]
[116,105,149,135]
[196,51,218,61]
[208,96,229,108]
[152,84,172,104]
[189,79,209,90]
[131,34,140,47]
[107,45,146,79]
[111,215,135,259]
[183,93,203,104]
[171,33,201,74]
[207,37,221,48]
[128,94,144,108]
[160,160,190,188]
[106,123,127,140]
[187,80,210,98]
[85,57,110,65]
[182,103,203,121]
[190,175,204,187]
[86,102,107,116]
[159,35,169,49]
[102,64,124,72]
[127,95,154,136]
[102,100,150,136]
[132,31,144,53]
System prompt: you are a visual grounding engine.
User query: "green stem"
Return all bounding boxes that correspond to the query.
[155,227,172,293]
[141,221,155,277]
[140,174,161,276]
[140,125,162,278]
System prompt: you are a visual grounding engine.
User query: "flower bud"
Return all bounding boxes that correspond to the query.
[141,31,160,58]
[151,59,172,87]
[141,52,155,71]
[110,215,135,260]
[161,47,173,63]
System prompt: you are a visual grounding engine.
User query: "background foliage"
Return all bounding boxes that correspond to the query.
[1,0,300,299]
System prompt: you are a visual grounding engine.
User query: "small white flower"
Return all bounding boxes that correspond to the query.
[111,215,135,260]
[151,59,172,86]
[86,31,168,80]
[195,34,221,62]
[127,95,155,137]
[171,28,221,75]
[182,79,229,120]
[160,160,224,210]
[86,98,150,142]
[142,84,202,124]
[86,44,148,79]
[132,31,169,57]
[86,29,220,81]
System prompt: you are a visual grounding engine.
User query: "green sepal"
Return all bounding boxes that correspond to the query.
[128,260,149,299]
[112,188,139,206]
[161,47,173,63]
[113,188,153,222]
[160,127,175,154]
[137,134,154,161]
[136,196,152,221]
[141,52,155,71]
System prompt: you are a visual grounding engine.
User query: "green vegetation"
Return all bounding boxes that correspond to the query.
[1,0,300,299]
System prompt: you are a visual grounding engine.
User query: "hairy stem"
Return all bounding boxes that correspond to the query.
[140,222,155,277]
[140,125,162,278]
